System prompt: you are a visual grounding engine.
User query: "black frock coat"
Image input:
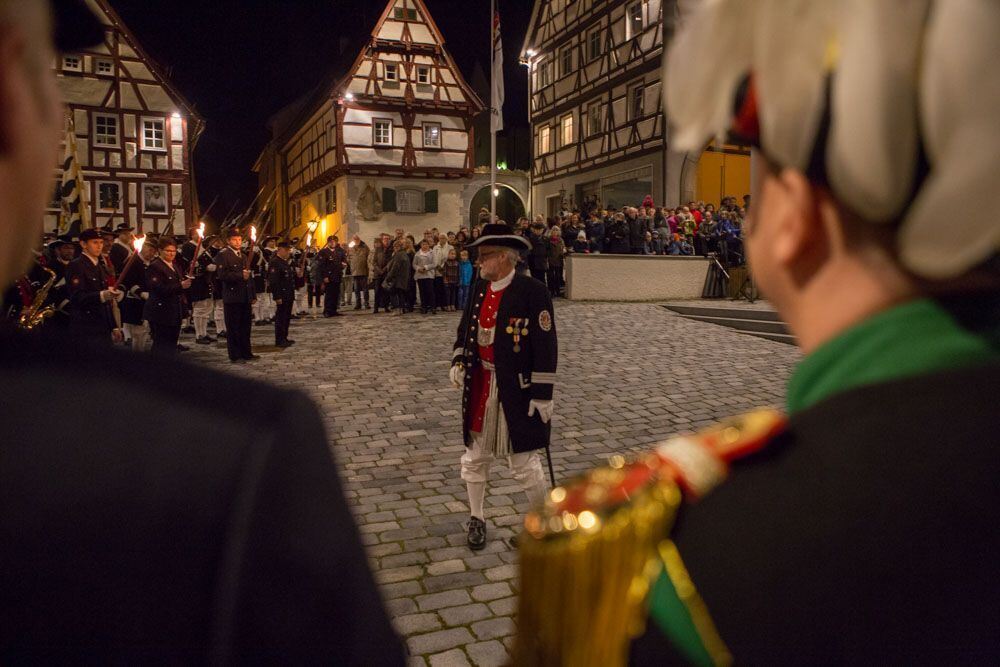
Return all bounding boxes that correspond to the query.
[452,273,558,454]
[0,325,405,664]
[143,257,185,326]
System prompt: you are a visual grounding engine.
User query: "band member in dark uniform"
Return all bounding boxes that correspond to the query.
[267,240,298,348]
[0,4,402,662]
[450,222,558,550]
[143,237,190,356]
[108,222,134,275]
[64,228,122,344]
[187,235,215,345]
[118,238,156,351]
[216,227,257,362]
[317,235,346,317]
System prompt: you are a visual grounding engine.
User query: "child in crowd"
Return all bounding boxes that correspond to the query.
[442,248,459,312]
[457,249,473,309]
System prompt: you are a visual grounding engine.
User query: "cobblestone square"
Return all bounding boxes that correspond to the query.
[186,300,800,665]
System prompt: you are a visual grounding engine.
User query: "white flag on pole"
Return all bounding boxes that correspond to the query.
[491,9,504,133]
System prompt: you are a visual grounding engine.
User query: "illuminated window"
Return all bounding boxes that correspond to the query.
[539,126,551,154]
[626,1,649,40]
[560,114,574,146]
[93,114,119,147]
[373,119,393,146]
[422,122,441,149]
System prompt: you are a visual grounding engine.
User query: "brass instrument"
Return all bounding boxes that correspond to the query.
[18,267,57,330]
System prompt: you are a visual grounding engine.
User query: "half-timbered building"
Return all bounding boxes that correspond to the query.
[256,0,529,243]
[47,0,203,235]
[521,0,750,216]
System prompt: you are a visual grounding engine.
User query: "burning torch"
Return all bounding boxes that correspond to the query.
[244,225,257,271]
[112,234,147,289]
[186,221,206,279]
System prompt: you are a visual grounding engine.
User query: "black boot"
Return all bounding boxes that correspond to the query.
[467,516,487,551]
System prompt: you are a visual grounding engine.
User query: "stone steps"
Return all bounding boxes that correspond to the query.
[664,303,796,345]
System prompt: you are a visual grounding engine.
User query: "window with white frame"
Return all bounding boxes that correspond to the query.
[560,114,574,146]
[416,66,430,84]
[384,62,398,81]
[373,119,393,146]
[95,58,113,75]
[93,114,119,147]
[560,47,573,77]
[397,188,424,214]
[62,55,82,72]
[587,102,602,136]
[539,125,552,154]
[422,122,441,149]
[141,118,166,150]
[629,84,645,120]
[626,1,648,40]
[587,29,602,61]
[96,182,122,211]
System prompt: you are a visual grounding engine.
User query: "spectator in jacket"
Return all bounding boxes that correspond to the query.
[382,240,410,315]
[442,248,459,311]
[606,213,631,254]
[413,239,437,315]
[457,249,473,309]
[370,235,391,313]
[433,235,452,308]
[349,236,370,310]
[547,227,567,297]
[627,207,646,254]
[527,223,549,285]
[586,213,605,253]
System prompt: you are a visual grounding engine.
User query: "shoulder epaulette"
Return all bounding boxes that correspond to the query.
[513,409,786,667]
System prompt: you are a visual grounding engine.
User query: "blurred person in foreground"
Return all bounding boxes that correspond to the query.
[513,2,999,665]
[0,1,403,663]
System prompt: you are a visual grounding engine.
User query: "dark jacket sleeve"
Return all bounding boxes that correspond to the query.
[229,393,405,665]
[528,283,557,401]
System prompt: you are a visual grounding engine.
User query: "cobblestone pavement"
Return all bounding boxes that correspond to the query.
[184,299,800,666]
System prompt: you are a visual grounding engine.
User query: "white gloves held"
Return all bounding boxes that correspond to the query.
[449,363,464,388]
[206,263,217,272]
[528,399,554,424]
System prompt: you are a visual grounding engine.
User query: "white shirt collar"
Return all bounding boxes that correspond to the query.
[490,268,515,291]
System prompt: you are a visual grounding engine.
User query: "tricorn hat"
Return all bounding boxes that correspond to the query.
[465,222,531,250]
[114,222,134,233]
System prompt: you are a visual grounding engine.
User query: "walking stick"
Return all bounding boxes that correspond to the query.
[544,444,556,488]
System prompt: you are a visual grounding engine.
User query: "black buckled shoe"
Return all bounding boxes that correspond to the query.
[467,516,487,551]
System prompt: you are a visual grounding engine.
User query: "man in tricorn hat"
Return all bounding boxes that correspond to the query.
[0,2,401,663]
[450,220,558,550]
[108,221,134,275]
[514,2,1000,665]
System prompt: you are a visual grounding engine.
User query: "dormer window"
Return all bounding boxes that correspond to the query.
[62,55,82,72]
[95,58,113,75]
[384,62,398,81]
[416,66,430,85]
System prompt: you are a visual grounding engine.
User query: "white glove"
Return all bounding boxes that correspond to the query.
[528,399,554,424]
[449,363,464,389]
[207,263,217,272]
[140,291,149,300]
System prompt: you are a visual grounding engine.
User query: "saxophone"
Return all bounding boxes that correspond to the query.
[18,266,57,330]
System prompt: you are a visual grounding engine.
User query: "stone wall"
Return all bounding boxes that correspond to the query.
[564,254,709,301]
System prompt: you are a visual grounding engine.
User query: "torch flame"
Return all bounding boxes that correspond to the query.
[250,226,257,243]
[133,235,146,252]
[348,240,356,248]
[197,221,205,239]
[305,233,312,248]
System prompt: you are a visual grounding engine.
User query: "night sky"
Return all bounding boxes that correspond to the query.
[111,0,534,217]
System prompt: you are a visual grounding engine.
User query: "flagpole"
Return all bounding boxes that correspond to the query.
[490,0,497,225]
